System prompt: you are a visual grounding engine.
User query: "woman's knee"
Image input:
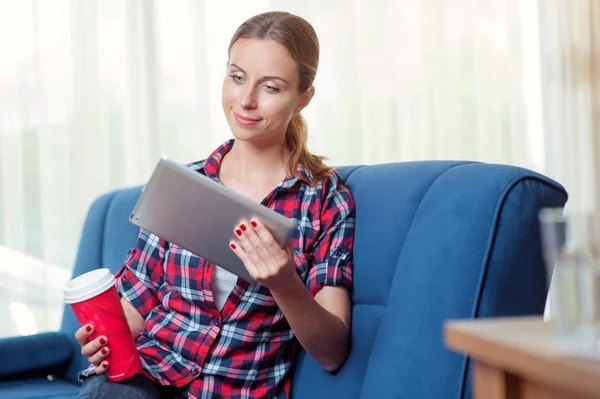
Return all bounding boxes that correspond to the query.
[77,374,161,399]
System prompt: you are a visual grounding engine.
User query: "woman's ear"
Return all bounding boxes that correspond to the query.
[295,86,315,114]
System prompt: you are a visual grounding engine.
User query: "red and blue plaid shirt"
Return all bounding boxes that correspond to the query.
[83,139,355,398]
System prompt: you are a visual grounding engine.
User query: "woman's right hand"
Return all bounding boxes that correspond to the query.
[75,324,110,374]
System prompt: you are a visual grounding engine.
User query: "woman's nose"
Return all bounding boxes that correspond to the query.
[240,87,257,109]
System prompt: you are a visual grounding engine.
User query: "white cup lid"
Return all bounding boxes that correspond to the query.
[64,268,116,304]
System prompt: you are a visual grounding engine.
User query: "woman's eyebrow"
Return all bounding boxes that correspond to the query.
[262,75,289,84]
[229,63,245,72]
[229,63,289,85]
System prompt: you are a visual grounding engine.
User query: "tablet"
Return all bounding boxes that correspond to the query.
[129,157,297,284]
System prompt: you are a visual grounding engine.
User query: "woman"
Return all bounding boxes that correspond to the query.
[76,11,355,399]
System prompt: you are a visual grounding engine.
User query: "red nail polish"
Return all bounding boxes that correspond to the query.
[230,243,236,249]
[86,325,92,333]
[101,348,108,355]
[251,221,257,228]
[240,224,247,231]
[102,361,108,368]
[99,338,106,345]
[236,229,242,236]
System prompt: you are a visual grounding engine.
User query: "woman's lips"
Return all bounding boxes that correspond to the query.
[234,112,262,126]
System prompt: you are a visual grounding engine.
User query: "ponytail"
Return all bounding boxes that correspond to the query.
[286,113,332,186]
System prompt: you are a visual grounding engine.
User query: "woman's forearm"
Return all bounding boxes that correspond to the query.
[270,276,350,372]
[121,297,145,338]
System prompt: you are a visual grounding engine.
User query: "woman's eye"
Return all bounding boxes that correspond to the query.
[264,85,280,93]
[230,75,244,83]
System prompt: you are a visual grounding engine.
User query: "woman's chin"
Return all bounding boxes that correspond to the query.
[230,127,265,142]
[228,123,285,145]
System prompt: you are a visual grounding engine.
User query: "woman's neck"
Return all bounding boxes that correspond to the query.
[222,137,290,183]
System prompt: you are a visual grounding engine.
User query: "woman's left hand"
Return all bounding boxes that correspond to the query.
[229,219,297,289]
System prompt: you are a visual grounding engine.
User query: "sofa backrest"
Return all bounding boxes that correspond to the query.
[293,162,566,399]
[61,162,567,397]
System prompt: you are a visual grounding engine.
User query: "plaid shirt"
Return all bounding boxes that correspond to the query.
[82,140,355,398]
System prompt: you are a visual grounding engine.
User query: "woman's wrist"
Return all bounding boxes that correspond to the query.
[268,270,305,299]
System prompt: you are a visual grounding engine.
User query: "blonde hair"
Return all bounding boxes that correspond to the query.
[228,11,332,185]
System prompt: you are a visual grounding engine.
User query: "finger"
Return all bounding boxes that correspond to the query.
[237,221,270,264]
[249,219,280,255]
[284,240,295,261]
[75,324,94,347]
[251,219,290,269]
[81,335,108,357]
[88,346,110,366]
[234,222,261,263]
[94,361,109,375]
[230,240,258,277]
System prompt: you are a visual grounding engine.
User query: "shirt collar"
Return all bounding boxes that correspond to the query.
[283,162,313,188]
[190,139,314,188]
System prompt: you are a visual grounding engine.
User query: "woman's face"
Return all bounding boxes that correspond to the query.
[222,38,313,144]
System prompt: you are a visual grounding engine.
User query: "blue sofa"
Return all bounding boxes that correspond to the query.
[0,161,567,399]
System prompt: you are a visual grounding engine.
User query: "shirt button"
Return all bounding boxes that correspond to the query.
[214,319,221,327]
[193,367,200,376]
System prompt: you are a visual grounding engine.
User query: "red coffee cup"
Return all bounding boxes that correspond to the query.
[64,268,142,381]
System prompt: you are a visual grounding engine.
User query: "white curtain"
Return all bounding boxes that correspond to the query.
[537,0,600,215]
[0,0,595,337]
[536,0,600,319]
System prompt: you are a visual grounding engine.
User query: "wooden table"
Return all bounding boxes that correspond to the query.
[444,316,600,399]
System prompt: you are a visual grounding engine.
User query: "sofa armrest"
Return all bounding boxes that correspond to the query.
[0,332,74,381]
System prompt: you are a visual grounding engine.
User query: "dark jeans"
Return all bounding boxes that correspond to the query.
[78,374,188,399]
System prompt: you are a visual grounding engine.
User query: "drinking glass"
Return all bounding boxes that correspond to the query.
[539,208,600,354]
